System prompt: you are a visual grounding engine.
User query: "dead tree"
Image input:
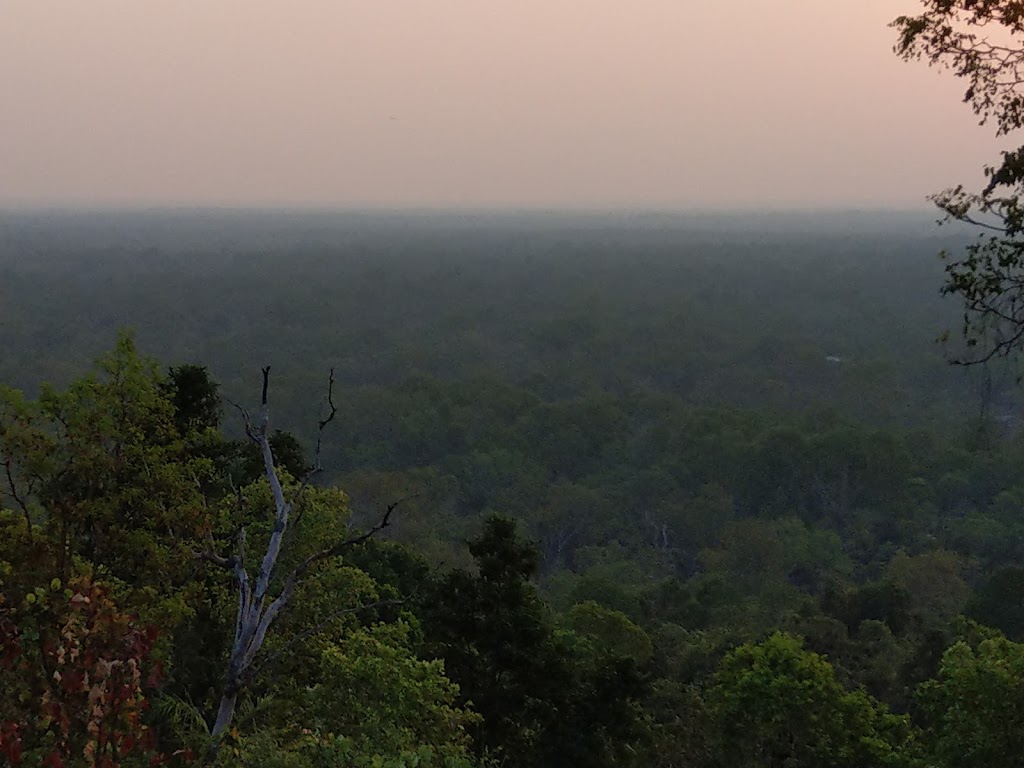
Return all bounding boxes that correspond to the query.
[199,367,399,761]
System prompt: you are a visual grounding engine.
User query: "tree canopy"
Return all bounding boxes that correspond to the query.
[895,0,1024,362]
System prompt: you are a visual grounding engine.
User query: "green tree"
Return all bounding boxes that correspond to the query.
[190,366,414,760]
[0,343,465,764]
[885,550,970,631]
[219,621,478,768]
[707,632,916,768]
[423,516,647,768]
[0,333,211,602]
[165,363,222,433]
[919,631,1024,768]
[566,601,653,665]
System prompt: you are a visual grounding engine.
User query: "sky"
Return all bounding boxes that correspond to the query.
[0,1,1013,210]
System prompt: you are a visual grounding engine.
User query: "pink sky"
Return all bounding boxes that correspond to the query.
[0,1,1010,208]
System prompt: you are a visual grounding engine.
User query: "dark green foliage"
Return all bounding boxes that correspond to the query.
[6,213,1024,766]
[707,633,916,768]
[919,631,1024,768]
[218,429,311,487]
[422,516,647,768]
[166,363,222,432]
[824,581,914,637]
[0,334,212,593]
[966,566,1024,640]
[0,211,986,434]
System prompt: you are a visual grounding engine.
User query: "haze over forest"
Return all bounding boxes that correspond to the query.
[9,3,1024,768]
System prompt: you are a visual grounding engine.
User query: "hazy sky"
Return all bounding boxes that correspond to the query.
[0,1,1012,209]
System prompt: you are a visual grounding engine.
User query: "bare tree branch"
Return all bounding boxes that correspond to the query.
[192,548,234,569]
[316,367,338,460]
[204,368,404,763]
[224,396,256,443]
[287,494,415,585]
[291,368,340,535]
[3,458,33,542]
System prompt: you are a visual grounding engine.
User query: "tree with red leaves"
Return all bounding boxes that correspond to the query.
[0,576,182,768]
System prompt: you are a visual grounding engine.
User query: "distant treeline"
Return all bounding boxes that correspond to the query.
[0,210,994,435]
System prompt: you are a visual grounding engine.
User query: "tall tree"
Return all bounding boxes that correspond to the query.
[0,333,210,595]
[195,367,407,761]
[165,364,222,433]
[422,516,647,768]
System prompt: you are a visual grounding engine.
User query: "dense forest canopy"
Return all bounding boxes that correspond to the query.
[0,210,998,434]
[8,0,1024,764]
[4,208,1024,765]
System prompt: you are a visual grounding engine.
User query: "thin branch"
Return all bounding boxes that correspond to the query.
[954,212,1013,232]
[262,494,414,646]
[951,320,1024,365]
[224,479,249,571]
[288,476,319,539]
[3,459,33,542]
[317,368,338,437]
[192,548,235,569]
[291,368,339,534]
[236,526,247,575]
[286,494,416,586]
[224,397,256,443]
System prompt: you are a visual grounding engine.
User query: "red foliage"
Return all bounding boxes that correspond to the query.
[0,576,170,767]
[0,722,23,764]
[0,613,20,669]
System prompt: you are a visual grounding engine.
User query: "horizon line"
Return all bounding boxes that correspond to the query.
[0,202,938,215]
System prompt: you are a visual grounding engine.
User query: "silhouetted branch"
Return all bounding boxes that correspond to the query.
[3,459,33,541]
[287,494,415,586]
[292,368,339,535]
[317,368,338,439]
